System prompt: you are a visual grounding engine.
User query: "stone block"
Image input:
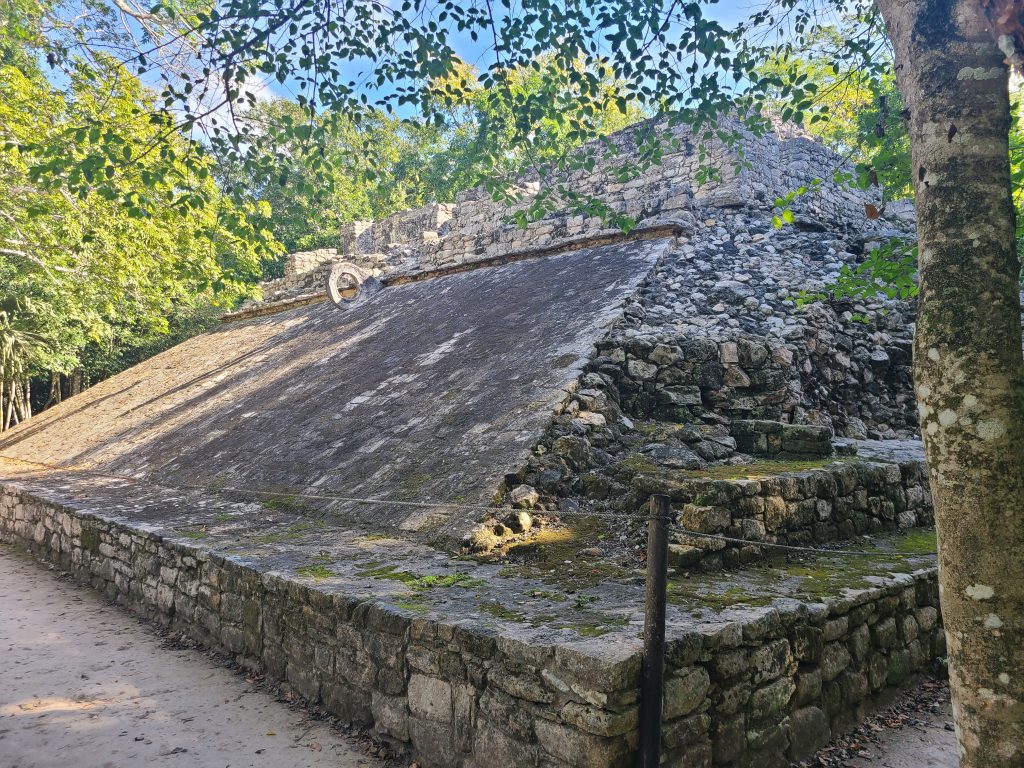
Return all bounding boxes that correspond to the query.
[680,504,731,534]
[712,714,745,765]
[409,674,454,723]
[872,617,899,649]
[663,667,711,720]
[410,718,458,768]
[372,691,410,741]
[667,543,703,568]
[750,677,795,719]
[750,639,792,684]
[793,669,822,707]
[559,701,638,737]
[788,706,830,759]
[533,718,632,768]
[791,626,823,663]
[819,642,851,682]
[472,722,538,768]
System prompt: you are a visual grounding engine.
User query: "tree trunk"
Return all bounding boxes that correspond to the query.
[3,380,16,430]
[875,0,1024,764]
[46,371,61,408]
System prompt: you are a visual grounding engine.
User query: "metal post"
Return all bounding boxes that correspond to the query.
[639,494,670,768]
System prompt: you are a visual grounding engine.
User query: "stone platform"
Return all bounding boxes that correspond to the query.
[0,458,942,768]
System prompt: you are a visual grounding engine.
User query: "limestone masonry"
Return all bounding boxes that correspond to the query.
[0,117,957,767]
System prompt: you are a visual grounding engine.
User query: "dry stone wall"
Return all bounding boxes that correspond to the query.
[246,117,887,299]
[598,209,919,439]
[661,459,932,570]
[1,483,943,768]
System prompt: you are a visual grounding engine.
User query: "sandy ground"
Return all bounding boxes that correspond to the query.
[0,546,388,768]
[798,675,957,768]
[843,702,957,768]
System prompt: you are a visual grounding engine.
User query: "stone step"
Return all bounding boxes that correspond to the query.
[621,452,931,570]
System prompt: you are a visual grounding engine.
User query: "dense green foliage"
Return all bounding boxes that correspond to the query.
[3,0,1020,430]
[216,57,644,271]
[0,8,278,426]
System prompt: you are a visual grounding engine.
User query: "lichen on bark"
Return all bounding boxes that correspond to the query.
[875,0,1024,763]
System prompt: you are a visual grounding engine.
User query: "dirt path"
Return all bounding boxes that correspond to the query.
[0,546,390,768]
[844,704,957,768]
[798,678,957,768]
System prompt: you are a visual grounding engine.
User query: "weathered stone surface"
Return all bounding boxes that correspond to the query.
[750,677,795,719]
[408,674,454,723]
[788,706,831,758]
[664,667,711,720]
[0,113,956,768]
[0,240,663,548]
[533,718,632,767]
[0,483,944,768]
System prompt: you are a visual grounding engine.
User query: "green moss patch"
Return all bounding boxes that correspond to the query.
[357,564,486,591]
[500,519,639,591]
[175,528,210,540]
[895,529,937,554]
[296,564,333,580]
[679,457,852,481]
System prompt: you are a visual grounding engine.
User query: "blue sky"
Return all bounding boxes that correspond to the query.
[257,0,766,111]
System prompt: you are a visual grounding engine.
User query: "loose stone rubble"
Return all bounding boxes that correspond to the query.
[0,117,962,767]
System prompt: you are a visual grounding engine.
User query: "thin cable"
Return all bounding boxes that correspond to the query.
[0,455,649,520]
[0,454,937,553]
[670,525,936,558]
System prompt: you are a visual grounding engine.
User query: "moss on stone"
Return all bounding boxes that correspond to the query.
[176,529,210,540]
[678,457,852,481]
[568,618,630,637]
[80,526,101,555]
[615,454,661,475]
[895,529,937,554]
[296,564,333,580]
[259,494,315,513]
[667,581,774,610]
[480,601,528,622]
[392,594,430,613]
[357,564,485,591]
[355,533,392,542]
[524,589,568,602]
[500,518,636,591]
[248,518,327,544]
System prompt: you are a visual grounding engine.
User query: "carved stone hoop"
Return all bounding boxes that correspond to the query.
[326,262,371,307]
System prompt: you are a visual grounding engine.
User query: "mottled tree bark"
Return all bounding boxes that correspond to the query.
[875,0,1024,764]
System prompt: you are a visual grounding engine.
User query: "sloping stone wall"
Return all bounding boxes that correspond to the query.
[240,117,919,445]
[0,240,665,549]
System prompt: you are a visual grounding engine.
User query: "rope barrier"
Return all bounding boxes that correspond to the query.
[669,524,936,558]
[0,455,649,520]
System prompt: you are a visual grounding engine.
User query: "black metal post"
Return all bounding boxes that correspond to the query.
[639,494,670,768]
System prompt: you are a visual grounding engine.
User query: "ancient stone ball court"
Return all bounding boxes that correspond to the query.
[1,118,973,767]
